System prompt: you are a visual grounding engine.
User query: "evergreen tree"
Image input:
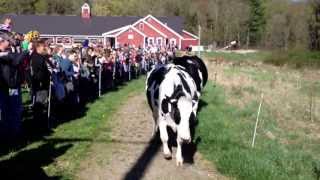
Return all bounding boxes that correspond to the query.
[310,0,320,50]
[248,0,266,46]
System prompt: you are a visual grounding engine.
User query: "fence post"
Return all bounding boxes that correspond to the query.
[251,93,264,148]
[198,24,201,58]
[128,62,131,81]
[98,65,102,97]
[47,77,52,129]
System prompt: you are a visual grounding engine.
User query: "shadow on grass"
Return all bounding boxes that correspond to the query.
[0,81,130,159]
[0,142,72,180]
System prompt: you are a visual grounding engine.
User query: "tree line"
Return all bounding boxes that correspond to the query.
[0,0,319,50]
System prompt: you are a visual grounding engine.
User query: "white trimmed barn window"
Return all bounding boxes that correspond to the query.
[56,37,72,45]
[73,38,86,44]
[156,37,163,46]
[128,34,134,40]
[56,37,62,44]
[89,38,99,45]
[41,37,54,44]
[170,38,176,46]
[139,23,144,30]
[148,37,154,46]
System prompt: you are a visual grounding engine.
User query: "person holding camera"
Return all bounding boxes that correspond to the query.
[0,32,29,140]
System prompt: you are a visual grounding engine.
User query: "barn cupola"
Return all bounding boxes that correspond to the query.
[81,3,91,19]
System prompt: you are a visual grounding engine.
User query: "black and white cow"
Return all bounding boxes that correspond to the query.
[146,56,208,166]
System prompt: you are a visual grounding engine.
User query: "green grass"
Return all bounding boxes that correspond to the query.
[203,50,320,69]
[196,83,319,180]
[300,81,320,98]
[224,67,274,82]
[203,51,270,62]
[0,78,145,179]
[264,51,320,69]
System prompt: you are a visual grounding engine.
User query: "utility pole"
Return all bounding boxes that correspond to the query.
[198,24,201,57]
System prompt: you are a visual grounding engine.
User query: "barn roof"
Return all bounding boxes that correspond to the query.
[0,14,184,36]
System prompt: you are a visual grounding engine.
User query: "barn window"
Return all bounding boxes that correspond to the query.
[56,37,72,45]
[73,37,86,45]
[128,34,134,40]
[148,37,154,46]
[56,37,63,44]
[41,37,54,44]
[129,29,133,33]
[89,38,99,45]
[156,37,163,46]
[170,38,176,45]
[139,23,144,30]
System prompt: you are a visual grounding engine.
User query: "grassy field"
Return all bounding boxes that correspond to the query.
[203,51,270,62]
[0,78,145,180]
[202,50,320,69]
[196,51,320,180]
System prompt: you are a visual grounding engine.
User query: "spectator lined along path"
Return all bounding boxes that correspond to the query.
[0,12,219,180]
[0,16,178,141]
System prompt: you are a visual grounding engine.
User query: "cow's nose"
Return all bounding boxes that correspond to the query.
[181,138,191,144]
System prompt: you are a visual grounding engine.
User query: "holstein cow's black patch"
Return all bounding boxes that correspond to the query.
[160,85,184,125]
[146,65,171,111]
[177,73,191,94]
[173,56,208,92]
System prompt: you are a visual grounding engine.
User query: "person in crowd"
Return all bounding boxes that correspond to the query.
[0,31,29,140]
[59,49,74,80]
[0,17,12,32]
[30,39,52,130]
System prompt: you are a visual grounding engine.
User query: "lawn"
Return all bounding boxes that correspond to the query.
[198,50,320,180]
[196,83,319,180]
[203,51,270,62]
[0,78,145,180]
[264,50,320,69]
[202,50,320,69]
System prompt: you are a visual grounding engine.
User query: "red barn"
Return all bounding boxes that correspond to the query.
[102,14,199,49]
[103,25,146,48]
[181,30,199,50]
[3,3,199,50]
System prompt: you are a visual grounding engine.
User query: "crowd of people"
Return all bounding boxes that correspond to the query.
[0,18,177,141]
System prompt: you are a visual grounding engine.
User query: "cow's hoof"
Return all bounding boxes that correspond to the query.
[164,153,172,160]
[176,159,184,166]
[176,155,184,166]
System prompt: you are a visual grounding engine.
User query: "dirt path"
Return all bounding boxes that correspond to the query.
[77,94,226,180]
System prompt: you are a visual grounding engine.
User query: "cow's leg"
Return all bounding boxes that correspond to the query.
[176,136,184,166]
[159,120,171,159]
[167,117,177,133]
[152,111,159,136]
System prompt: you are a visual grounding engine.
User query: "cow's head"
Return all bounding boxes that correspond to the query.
[162,85,193,144]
